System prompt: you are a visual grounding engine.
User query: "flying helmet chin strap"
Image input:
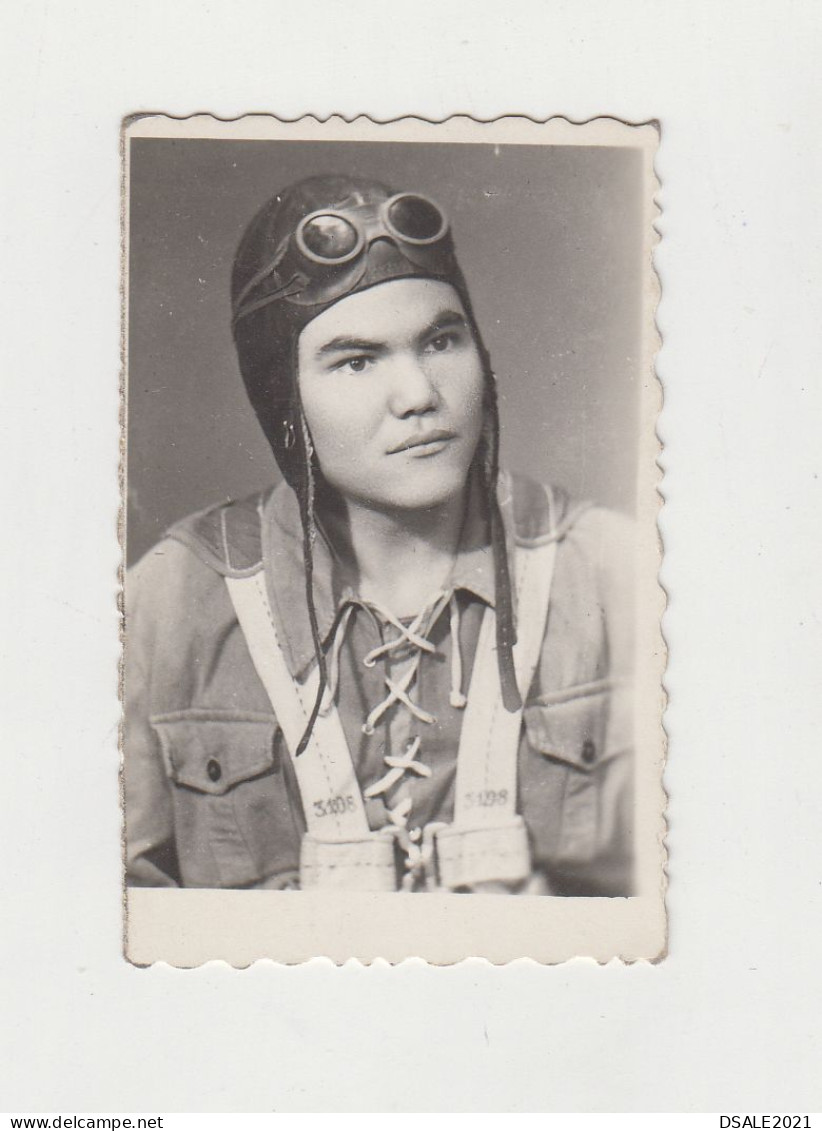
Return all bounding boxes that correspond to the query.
[484,370,521,713]
[293,404,328,757]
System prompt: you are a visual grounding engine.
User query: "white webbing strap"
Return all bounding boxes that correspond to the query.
[451,539,558,832]
[300,833,397,892]
[434,818,531,890]
[225,572,370,844]
[434,538,557,889]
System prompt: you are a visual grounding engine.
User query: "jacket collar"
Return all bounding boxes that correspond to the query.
[260,473,505,679]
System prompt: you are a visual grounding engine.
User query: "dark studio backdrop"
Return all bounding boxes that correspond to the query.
[126,138,644,566]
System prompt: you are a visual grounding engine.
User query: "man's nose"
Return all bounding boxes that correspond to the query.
[386,353,440,418]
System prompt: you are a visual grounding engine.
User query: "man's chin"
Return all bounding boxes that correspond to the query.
[390,490,468,515]
[360,473,469,515]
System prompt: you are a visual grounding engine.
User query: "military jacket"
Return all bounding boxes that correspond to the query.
[123,471,635,895]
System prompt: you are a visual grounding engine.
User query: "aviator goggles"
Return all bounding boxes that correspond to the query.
[233,192,452,320]
[296,192,448,264]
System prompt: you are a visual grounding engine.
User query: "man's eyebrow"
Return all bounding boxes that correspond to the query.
[315,335,387,358]
[314,309,469,358]
[422,309,468,337]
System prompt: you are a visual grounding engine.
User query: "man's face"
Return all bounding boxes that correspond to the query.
[297,278,485,513]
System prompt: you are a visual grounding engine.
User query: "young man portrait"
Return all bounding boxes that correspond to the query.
[124,136,645,901]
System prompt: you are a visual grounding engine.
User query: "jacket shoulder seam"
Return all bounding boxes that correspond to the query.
[165,491,266,578]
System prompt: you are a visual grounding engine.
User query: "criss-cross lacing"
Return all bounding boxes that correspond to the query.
[320,589,467,731]
[360,590,450,734]
[317,587,468,888]
[363,736,431,801]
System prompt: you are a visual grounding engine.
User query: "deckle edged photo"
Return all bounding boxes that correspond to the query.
[121,114,664,965]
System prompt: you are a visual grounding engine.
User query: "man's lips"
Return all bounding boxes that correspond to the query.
[388,429,457,454]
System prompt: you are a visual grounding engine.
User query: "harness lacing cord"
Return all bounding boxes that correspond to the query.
[363,736,431,801]
[319,589,468,729]
[362,590,467,732]
[318,587,469,889]
[368,769,445,893]
[398,821,449,892]
[365,743,447,892]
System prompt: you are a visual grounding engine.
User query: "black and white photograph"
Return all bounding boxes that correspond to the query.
[7,0,822,1113]
[122,114,664,964]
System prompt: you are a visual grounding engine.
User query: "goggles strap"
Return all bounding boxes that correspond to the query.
[232,234,293,310]
[232,274,303,324]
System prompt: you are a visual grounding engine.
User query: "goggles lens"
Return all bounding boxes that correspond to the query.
[299,213,361,262]
[386,194,446,242]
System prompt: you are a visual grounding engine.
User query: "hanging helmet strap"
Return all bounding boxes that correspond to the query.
[291,368,331,756]
[484,369,521,713]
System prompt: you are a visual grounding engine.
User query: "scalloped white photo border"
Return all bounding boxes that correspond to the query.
[122,113,666,966]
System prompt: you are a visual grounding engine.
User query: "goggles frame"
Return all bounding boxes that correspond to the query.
[294,192,449,266]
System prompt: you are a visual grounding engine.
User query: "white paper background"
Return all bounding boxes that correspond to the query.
[1,0,820,1113]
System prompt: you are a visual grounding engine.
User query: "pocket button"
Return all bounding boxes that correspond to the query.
[206,757,222,783]
[581,739,596,765]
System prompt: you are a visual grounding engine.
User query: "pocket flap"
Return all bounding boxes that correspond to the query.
[150,710,279,795]
[524,683,630,772]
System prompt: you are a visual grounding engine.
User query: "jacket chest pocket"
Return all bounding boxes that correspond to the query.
[523,682,632,867]
[151,709,289,888]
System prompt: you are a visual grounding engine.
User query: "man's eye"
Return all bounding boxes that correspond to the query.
[427,332,457,353]
[336,356,372,374]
